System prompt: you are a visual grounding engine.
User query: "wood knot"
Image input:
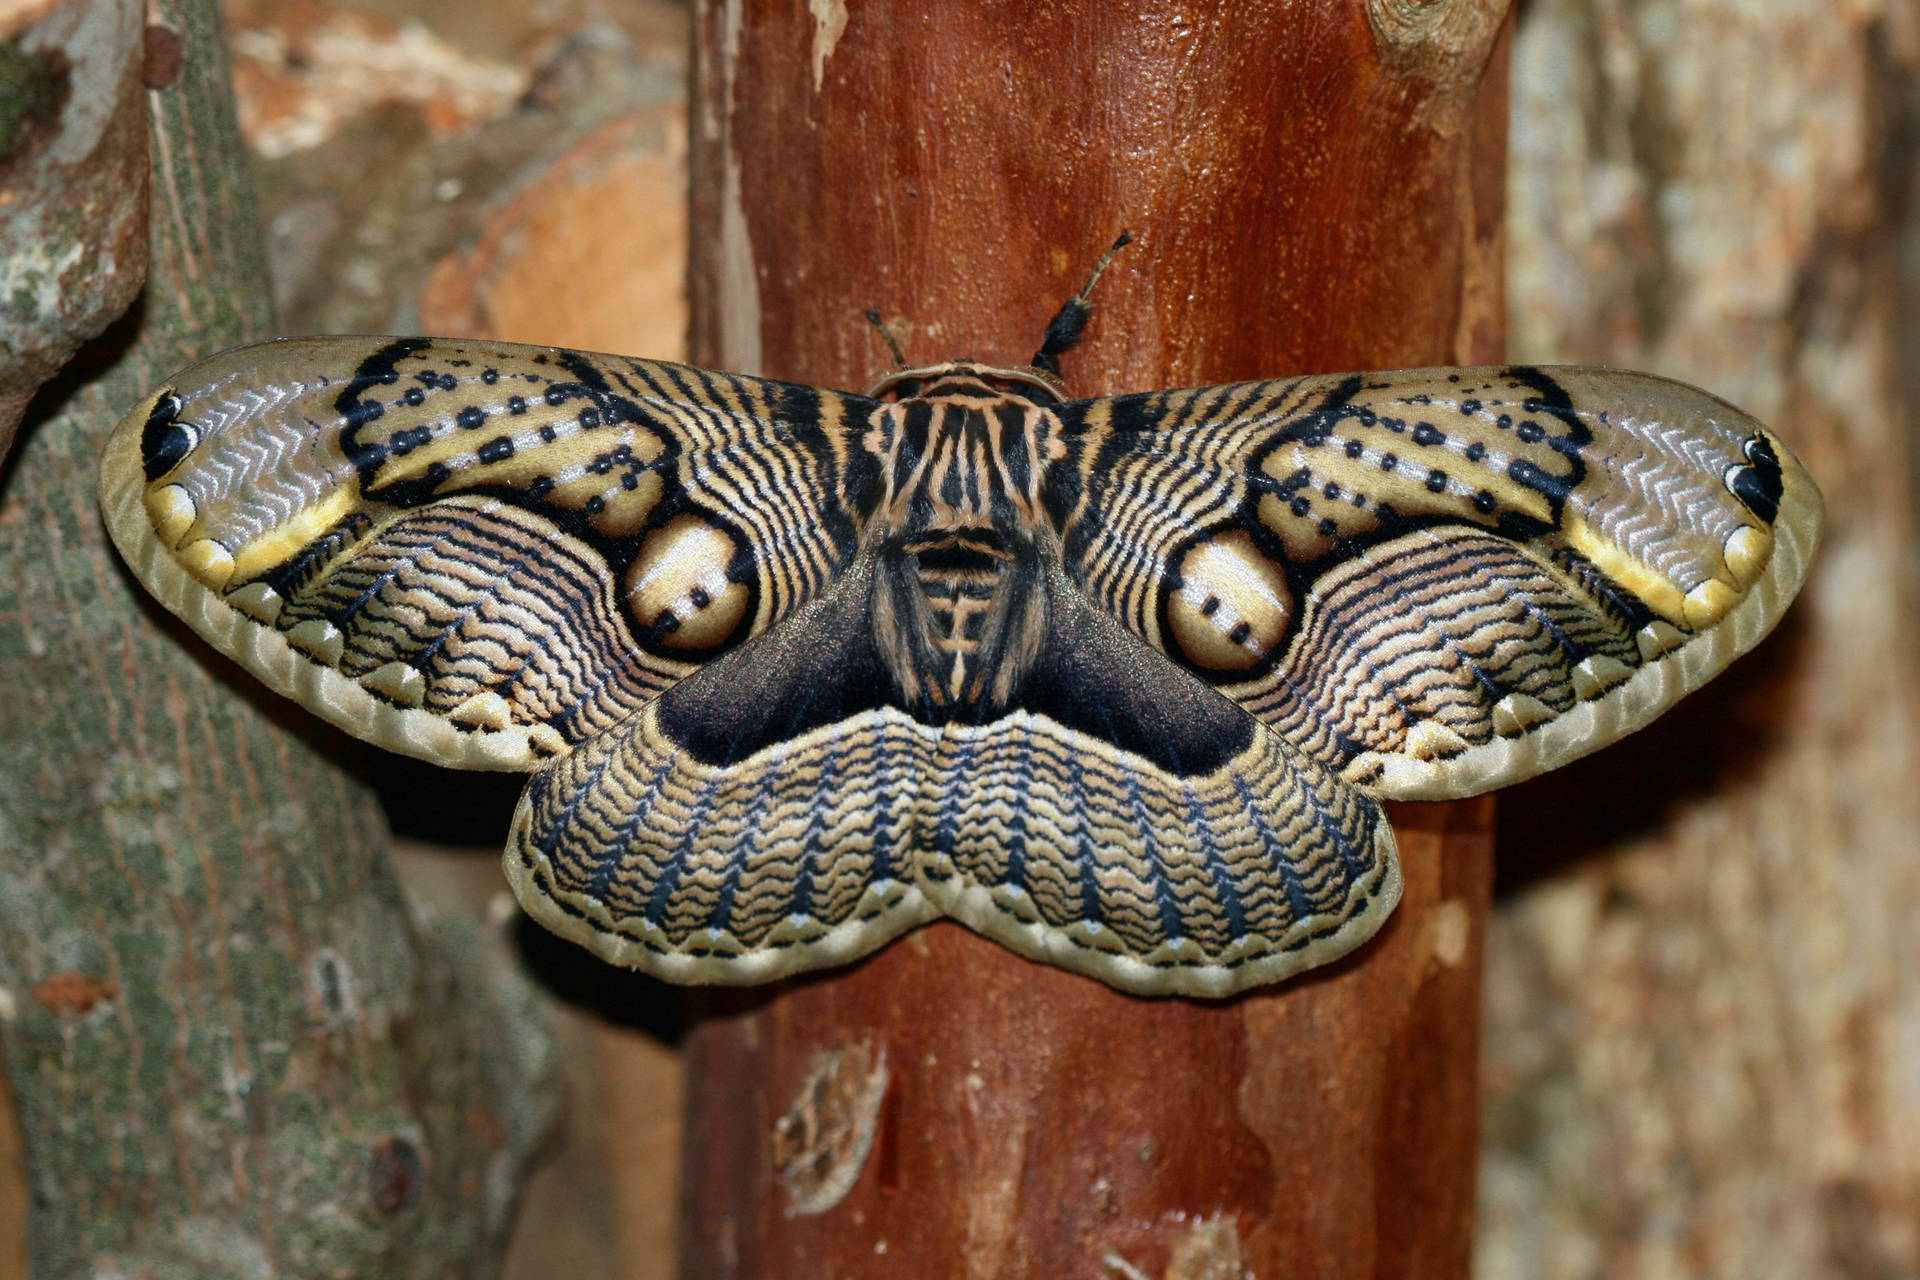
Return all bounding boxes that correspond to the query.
[142,24,184,90]
[29,971,118,1017]
[1428,898,1472,968]
[369,1135,425,1216]
[1364,0,1512,136]
[0,40,68,164]
[772,1041,888,1216]
[1104,1213,1247,1280]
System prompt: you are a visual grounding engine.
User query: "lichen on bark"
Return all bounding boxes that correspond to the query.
[0,1,560,1275]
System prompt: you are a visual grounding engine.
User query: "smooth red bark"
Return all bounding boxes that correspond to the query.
[682,3,1510,1274]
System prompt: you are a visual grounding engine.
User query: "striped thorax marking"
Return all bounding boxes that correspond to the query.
[866,365,1063,710]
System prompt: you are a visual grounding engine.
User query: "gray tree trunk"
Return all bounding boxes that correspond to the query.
[0,1,560,1275]
[1482,3,1920,1277]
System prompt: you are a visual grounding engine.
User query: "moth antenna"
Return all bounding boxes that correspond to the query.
[1031,229,1133,377]
[865,308,910,369]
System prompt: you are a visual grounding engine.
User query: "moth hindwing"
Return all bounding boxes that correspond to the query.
[101,336,1822,996]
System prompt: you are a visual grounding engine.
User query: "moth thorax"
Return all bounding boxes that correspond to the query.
[875,395,1052,533]
[863,390,1059,710]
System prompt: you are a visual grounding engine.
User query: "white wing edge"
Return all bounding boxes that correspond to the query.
[1355,433,1824,801]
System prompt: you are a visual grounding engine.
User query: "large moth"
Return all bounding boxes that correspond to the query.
[98,260,1821,997]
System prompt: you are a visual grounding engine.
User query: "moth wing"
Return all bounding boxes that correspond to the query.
[100,336,877,770]
[511,555,1400,997]
[504,554,939,983]
[1051,366,1823,800]
[919,569,1401,998]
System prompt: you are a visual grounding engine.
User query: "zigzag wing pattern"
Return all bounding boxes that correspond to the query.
[506,555,1399,997]
[99,336,878,769]
[1050,366,1823,799]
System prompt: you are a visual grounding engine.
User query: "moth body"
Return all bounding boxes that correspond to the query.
[865,363,1063,712]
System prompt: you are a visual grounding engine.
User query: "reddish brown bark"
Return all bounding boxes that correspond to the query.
[682,2,1511,1274]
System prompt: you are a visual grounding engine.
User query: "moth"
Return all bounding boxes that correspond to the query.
[99,245,1822,998]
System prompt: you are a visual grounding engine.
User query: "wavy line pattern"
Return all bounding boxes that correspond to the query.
[100,343,1820,995]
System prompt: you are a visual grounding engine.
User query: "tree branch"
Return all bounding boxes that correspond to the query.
[0,2,560,1274]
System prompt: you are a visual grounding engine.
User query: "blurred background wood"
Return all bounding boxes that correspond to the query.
[1482,3,1920,1276]
[679,1,1510,1274]
[0,0,561,1274]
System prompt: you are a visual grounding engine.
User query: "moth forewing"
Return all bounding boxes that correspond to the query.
[99,336,877,770]
[1054,365,1822,804]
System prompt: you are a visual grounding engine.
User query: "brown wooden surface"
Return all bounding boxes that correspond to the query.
[681,2,1512,1275]
[682,802,1494,1277]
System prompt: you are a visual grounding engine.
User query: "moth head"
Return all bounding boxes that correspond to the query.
[864,360,1066,404]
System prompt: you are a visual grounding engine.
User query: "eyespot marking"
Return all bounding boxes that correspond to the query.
[1724,433,1785,524]
[140,392,195,481]
[1165,530,1292,673]
[627,516,750,653]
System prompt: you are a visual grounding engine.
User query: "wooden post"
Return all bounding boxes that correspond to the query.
[682,2,1511,1274]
